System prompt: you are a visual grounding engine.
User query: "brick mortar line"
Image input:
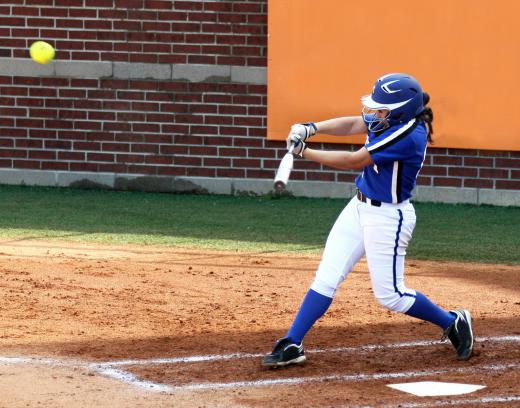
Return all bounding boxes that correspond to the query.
[2,88,267,94]
[5,11,268,14]
[2,97,266,101]
[5,148,319,155]
[0,147,519,171]
[0,159,510,174]
[6,24,265,28]
[8,109,266,117]
[0,138,515,170]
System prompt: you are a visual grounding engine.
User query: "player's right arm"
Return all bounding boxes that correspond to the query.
[287,116,366,149]
[287,116,366,148]
[314,116,366,136]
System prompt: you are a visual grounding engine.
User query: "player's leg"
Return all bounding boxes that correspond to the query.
[362,203,473,360]
[361,204,418,312]
[285,198,365,343]
[363,204,453,323]
[262,197,365,367]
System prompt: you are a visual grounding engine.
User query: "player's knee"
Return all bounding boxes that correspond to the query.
[373,291,414,313]
[310,277,337,298]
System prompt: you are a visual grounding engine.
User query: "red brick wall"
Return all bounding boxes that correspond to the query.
[419,148,519,190]
[2,0,266,66]
[0,1,518,192]
[0,75,269,178]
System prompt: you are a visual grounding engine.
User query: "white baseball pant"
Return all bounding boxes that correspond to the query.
[310,195,417,313]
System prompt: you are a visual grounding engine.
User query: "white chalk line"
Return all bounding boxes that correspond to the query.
[100,334,520,367]
[89,365,173,393]
[0,334,519,395]
[0,357,64,365]
[381,395,520,407]
[0,356,172,393]
[167,362,520,392]
[71,334,520,394]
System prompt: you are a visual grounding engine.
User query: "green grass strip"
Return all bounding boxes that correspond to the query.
[0,185,518,264]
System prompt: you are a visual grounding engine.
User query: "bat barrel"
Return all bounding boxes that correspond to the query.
[273,145,295,191]
[273,152,294,190]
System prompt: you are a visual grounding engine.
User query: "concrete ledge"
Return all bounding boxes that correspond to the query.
[479,189,520,206]
[231,65,266,85]
[113,62,171,80]
[171,64,231,82]
[0,169,56,186]
[0,58,54,76]
[0,169,517,206]
[175,176,231,195]
[0,58,267,84]
[284,180,355,198]
[56,172,115,189]
[412,186,479,205]
[55,61,113,78]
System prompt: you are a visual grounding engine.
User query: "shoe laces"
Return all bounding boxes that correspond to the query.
[441,317,457,342]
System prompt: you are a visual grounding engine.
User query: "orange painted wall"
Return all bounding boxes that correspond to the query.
[267,0,520,151]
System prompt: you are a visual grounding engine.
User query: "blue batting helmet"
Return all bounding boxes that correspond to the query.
[361,73,424,132]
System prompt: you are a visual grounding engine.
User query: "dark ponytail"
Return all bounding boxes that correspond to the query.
[417,92,433,143]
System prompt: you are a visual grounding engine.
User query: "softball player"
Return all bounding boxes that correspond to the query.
[263,73,474,367]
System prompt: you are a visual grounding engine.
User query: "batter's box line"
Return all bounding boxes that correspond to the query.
[0,355,519,395]
[0,335,519,394]
[0,356,173,394]
[99,334,520,367]
[380,395,520,408]
[93,362,520,393]
[85,335,520,393]
[88,364,173,393]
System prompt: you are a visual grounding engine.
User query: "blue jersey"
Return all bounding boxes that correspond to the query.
[355,118,427,203]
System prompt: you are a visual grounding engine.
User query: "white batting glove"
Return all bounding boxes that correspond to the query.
[286,122,317,149]
[288,133,307,158]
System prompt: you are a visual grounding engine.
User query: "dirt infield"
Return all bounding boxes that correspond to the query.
[0,239,518,407]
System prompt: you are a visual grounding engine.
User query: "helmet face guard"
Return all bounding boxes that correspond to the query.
[361,73,424,132]
[361,107,390,133]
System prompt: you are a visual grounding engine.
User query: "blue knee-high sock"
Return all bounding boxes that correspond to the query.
[285,289,333,344]
[405,292,455,330]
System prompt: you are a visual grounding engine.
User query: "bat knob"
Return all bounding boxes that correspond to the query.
[274,180,286,191]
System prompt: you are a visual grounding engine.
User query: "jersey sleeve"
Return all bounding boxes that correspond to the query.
[365,119,419,165]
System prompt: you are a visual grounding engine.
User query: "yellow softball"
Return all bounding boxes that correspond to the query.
[29,41,55,64]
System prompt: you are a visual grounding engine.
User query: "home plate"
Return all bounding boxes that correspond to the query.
[387,381,486,397]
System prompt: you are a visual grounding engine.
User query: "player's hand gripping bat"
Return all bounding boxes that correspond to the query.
[273,144,295,191]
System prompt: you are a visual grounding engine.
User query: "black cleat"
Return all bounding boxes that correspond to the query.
[443,309,474,360]
[262,338,306,367]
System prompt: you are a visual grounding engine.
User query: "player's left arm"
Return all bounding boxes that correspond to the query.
[302,146,373,171]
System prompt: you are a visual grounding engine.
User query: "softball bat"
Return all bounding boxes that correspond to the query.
[273,144,295,191]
